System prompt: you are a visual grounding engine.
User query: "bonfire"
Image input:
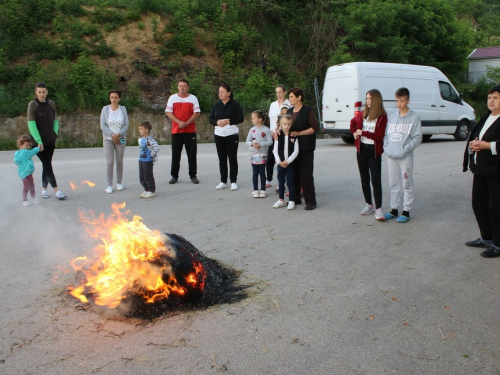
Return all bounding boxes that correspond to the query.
[68,203,206,309]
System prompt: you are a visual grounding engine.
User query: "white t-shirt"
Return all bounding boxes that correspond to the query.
[473,113,500,162]
[361,118,376,144]
[269,99,291,132]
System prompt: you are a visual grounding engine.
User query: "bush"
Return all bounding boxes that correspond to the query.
[58,0,86,17]
[93,41,118,58]
[91,8,126,32]
[171,67,218,112]
[134,62,160,77]
[120,82,143,109]
[235,68,276,112]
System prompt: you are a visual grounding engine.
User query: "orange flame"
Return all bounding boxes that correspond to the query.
[69,181,77,191]
[68,203,205,308]
[82,180,96,187]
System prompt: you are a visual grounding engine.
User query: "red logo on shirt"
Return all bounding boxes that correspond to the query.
[261,132,266,137]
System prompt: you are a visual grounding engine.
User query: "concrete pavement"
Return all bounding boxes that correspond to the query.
[0,137,499,374]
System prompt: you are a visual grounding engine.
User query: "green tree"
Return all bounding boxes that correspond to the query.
[334,0,472,78]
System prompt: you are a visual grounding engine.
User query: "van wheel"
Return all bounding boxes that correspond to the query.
[423,135,432,141]
[454,120,469,141]
[341,135,355,144]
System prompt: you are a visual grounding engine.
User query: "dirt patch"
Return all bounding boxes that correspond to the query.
[98,16,223,109]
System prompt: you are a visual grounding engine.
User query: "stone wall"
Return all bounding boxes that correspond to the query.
[0,112,255,146]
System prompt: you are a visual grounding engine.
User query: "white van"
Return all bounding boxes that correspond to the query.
[321,62,476,143]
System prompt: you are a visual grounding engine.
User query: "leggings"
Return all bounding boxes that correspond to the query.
[22,174,36,201]
[36,145,57,189]
[356,143,382,209]
[252,164,266,191]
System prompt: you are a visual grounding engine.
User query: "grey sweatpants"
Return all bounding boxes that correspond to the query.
[103,139,126,186]
[387,155,414,212]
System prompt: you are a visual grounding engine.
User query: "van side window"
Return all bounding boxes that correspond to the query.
[439,81,459,103]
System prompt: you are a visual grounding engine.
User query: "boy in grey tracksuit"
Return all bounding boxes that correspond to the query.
[383,87,422,223]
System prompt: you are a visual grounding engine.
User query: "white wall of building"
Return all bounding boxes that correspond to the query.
[468,58,500,83]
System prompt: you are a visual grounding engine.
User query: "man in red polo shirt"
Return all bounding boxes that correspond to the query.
[165,79,201,184]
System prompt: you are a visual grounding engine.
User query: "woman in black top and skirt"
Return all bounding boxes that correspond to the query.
[209,85,244,191]
[287,87,319,210]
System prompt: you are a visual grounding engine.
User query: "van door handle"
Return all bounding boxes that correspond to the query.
[440,105,445,107]
[337,110,342,112]
[431,104,437,107]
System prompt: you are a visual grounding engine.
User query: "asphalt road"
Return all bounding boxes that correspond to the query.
[1,136,499,374]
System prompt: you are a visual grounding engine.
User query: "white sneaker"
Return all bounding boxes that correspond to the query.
[273,200,286,209]
[143,191,156,199]
[23,201,30,207]
[231,183,238,191]
[252,190,259,198]
[32,198,39,205]
[287,201,295,210]
[216,182,227,190]
[105,186,113,194]
[116,183,124,191]
[139,191,147,198]
[259,191,267,198]
[374,208,385,221]
[361,203,374,215]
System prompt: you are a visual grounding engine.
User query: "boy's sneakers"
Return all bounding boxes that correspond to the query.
[23,201,30,207]
[105,186,113,194]
[42,190,49,199]
[361,204,374,215]
[56,191,67,200]
[143,191,156,199]
[216,182,227,190]
[252,190,259,198]
[273,200,286,209]
[259,191,267,198]
[140,191,148,198]
[265,182,272,188]
[231,183,238,191]
[397,215,410,223]
[32,198,39,205]
[287,201,295,210]
[384,212,397,220]
[374,208,385,221]
[116,183,124,191]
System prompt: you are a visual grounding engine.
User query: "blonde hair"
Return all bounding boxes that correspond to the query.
[279,113,293,126]
[363,89,386,121]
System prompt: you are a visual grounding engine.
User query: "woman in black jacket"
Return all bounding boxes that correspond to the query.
[287,87,319,210]
[209,85,244,191]
[463,85,500,258]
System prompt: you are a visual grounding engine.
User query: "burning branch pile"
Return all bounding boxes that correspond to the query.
[68,203,246,319]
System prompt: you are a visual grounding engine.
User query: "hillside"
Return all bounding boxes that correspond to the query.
[1,0,499,118]
[97,13,223,111]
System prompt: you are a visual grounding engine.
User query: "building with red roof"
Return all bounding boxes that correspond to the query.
[468,46,500,83]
